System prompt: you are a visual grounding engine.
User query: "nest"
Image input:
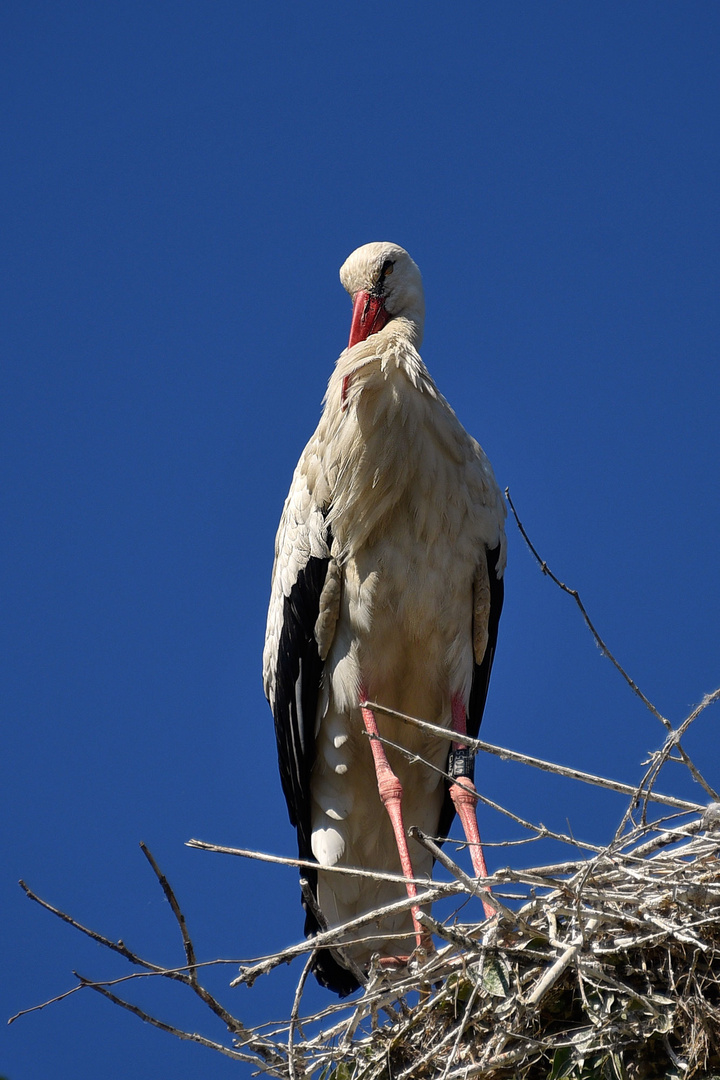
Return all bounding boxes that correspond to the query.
[216,677,719,1080]
[15,697,720,1080]
[13,510,720,1079]
[279,805,720,1080]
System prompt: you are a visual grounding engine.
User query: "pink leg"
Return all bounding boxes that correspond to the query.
[450,694,495,919]
[359,688,425,951]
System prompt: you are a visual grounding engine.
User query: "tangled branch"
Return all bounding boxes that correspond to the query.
[11,498,719,1078]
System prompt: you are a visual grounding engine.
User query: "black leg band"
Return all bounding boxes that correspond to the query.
[448,748,476,781]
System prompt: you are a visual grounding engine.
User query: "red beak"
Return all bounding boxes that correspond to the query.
[348,290,388,348]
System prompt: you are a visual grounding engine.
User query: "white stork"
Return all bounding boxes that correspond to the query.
[263,242,506,996]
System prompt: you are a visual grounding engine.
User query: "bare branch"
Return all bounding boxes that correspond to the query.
[18,879,168,976]
[139,843,197,981]
[187,837,438,888]
[74,973,262,1065]
[288,954,314,1080]
[8,983,84,1025]
[362,699,706,813]
[366,726,606,853]
[505,487,668,724]
[409,827,517,923]
[505,486,718,800]
[230,882,458,988]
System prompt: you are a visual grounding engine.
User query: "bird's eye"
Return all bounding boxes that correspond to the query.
[382,260,394,276]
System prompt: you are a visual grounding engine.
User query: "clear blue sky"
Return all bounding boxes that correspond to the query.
[3,4,719,1077]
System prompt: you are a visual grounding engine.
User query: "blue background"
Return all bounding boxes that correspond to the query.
[3,4,718,1077]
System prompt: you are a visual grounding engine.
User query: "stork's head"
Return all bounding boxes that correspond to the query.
[340,242,425,350]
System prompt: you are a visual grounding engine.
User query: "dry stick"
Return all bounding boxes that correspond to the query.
[621,812,703,855]
[628,817,710,862]
[581,961,669,1017]
[73,972,260,1065]
[299,877,368,989]
[305,995,388,1051]
[505,486,718,802]
[333,978,403,1048]
[409,826,518,925]
[416,910,481,952]
[10,957,280,1029]
[478,915,601,1068]
[527,917,600,1007]
[229,883,453,988]
[8,984,84,1025]
[288,954,314,1080]
[351,989,444,1080]
[140,842,197,982]
[138,843,268,1045]
[577,764,711,945]
[640,689,720,814]
[612,693,720,847]
[393,968,483,1080]
[446,1044,556,1080]
[18,879,169,976]
[505,487,667,724]
[19,878,250,992]
[187,838,440,889]
[608,817,702,866]
[360,976,455,1075]
[267,992,357,1046]
[362,700,705,815]
[20,867,278,1060]
[366,727,605,853]
[441,974,483,1080]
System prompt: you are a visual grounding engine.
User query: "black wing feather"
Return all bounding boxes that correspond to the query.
[467,542,504,742]
[269,530,361,997]
[272,552,328,859]
[437,542,504,843]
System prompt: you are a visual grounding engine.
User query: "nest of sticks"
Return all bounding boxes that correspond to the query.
[275,803,720,1080]
[13,508,720,1079]
[16,692,720,1080]
[204,684,719,1080]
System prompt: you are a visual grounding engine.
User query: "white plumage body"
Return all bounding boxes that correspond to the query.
[263,242,505,980]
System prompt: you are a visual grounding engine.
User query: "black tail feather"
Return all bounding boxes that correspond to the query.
[301,868,361,997]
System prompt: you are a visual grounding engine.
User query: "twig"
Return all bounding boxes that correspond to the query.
[288,954,313,1080]
[187,838,438,888]
[362,700,705,813]
[73,972,260,1064]
[140,843,197,982]
[506,486,717,800]
[505,487,667,723]
[612,693,720,845]
[18,868,279,1060]
[139,845,266,1043]
[299,878,367,988]
[442,973,483,1080]
[640,691,720,809]
[526,918,599,1006]
[8,984,84,1025]
[18,880,168,976]
[409,827,518,924]
[626,817,707,861]
[230,883,455,988]
[366,727,605,853]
